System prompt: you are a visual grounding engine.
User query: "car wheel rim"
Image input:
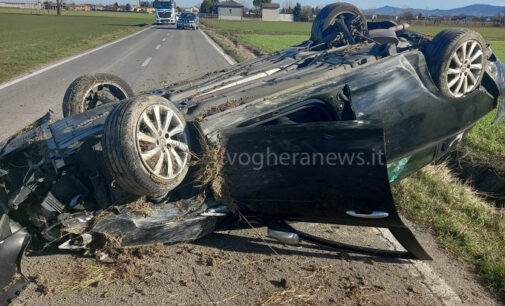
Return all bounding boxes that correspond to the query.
[446,40,484,98]
[136,104,189,180]
[83,83,129,110]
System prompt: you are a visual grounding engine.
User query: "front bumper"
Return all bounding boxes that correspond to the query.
[156,18,175,24]
[486,56,505,124]
[0,215,30,305]
[178,23,197,28]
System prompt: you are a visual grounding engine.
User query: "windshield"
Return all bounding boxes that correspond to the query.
[154,1,172,9]
[180,13,196,19]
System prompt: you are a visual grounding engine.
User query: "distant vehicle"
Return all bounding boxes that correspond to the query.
[176,12,181,20]
[176,12,199,30]
[154,0,176,25]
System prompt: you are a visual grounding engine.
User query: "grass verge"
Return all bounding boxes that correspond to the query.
[0,10,153,83]
[393,164,505,296]
[203,29,255,63]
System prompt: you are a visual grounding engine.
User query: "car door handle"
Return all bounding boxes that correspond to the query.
[346,211,389,219]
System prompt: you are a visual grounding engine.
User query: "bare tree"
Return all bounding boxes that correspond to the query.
[401,6,414,21]
[56,0,61,15]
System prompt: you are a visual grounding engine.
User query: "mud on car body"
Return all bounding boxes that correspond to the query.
[2,3,505,302]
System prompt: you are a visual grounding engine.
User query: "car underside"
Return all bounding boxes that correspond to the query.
[2,2,505,303]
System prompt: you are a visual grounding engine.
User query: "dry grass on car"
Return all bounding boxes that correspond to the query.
[193,143,237,214]
[127,197,154,217]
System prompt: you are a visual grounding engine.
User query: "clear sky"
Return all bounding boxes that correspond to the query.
[14,0,505,9]
[174,0,505,10]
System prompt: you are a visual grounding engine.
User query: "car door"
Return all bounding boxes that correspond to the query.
[218,120,431,259]
[219,120,402,227]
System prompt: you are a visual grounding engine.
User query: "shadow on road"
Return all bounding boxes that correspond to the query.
[191,232,411,265]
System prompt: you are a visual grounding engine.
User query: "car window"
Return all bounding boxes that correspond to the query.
[181,13,196,19]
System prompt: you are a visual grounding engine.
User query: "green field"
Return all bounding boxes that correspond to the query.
[203,20,505,59]
[0,7,153,19]
[0,9,153,83]
[203,19,505,298]
[238,34,309,53]
[202,19,311,35]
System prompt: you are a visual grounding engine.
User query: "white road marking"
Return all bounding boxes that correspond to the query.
[166,33,170,36]
[141,57,152,67]
[156,44,161,50]
[374,228,463,305]
[199,30,236,65]
[162,38,166,42]
[0,26,153,91]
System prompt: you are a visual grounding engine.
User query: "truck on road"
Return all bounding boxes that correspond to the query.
[154,0,176,25]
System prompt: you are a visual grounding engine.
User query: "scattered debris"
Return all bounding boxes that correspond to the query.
[342,43,369,56]
[34,274,53,296]
[127,197,154,217]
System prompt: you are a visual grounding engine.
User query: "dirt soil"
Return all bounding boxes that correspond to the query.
[12,219,498,305]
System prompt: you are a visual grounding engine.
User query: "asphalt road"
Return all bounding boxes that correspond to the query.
[0,25,230,140]
[1,25,500,305]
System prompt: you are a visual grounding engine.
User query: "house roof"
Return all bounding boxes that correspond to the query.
[217,1,243,8]
[262,3,280,9]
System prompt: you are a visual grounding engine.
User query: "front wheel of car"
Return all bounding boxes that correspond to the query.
[102,95,191,198]
[425,28,487,98]
[62,73,134,117]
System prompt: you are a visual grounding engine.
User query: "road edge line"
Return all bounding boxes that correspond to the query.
[199,29,237,65]
[0,26,153,91]
[374,228,463,305]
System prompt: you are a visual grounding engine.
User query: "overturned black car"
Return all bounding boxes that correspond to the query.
[2,3,505,302]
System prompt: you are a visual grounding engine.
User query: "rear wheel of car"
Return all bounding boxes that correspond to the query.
[425,28,487,98]
[62,73,134,117]
[310,2,367,46]
[102,95,191,198]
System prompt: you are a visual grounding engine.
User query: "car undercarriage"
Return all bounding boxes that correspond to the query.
[2,2,505,303]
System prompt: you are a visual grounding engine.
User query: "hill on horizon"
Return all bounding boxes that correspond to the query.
[363,4,505,16]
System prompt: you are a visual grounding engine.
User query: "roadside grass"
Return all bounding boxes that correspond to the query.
[393,164,505,296]
[204,30,255,63]
[206,20,505,298]
[0,10,153,83]
[465,111,505,162]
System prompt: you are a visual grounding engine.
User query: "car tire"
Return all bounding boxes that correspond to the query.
[102,95,191,198]
[425,28,487,98]
[310,2,367,46]
[62,73,134,117]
